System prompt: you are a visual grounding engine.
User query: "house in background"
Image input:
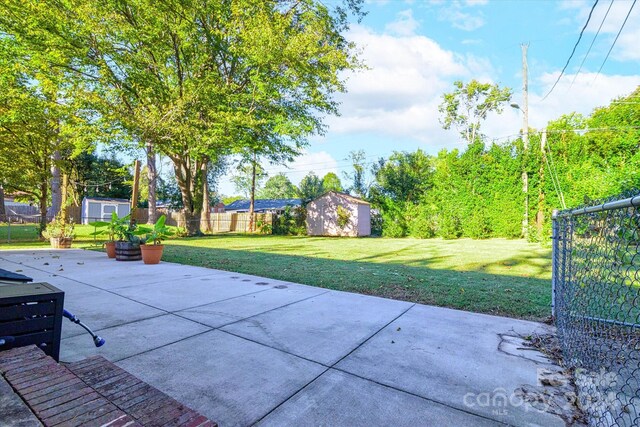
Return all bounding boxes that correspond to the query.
[306,191,370,237]
[81,197,130,224]
[224,198,302,214]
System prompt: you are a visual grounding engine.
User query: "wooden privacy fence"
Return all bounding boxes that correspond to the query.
[134,210,273,233]
[3,206,272,234]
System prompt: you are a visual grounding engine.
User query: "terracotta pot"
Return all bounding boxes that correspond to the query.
[50,237,72,249]
[140,244,164,265]
[105,241,116,258]
[115,241,142,261]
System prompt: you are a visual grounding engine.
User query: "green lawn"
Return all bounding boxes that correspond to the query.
[0,229,552,320]
[0,223,104,247]
[163,235,552,321]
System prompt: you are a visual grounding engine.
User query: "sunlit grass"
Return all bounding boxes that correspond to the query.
[0,231,552,320]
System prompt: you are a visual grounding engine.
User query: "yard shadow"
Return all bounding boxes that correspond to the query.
[161,244,552,321]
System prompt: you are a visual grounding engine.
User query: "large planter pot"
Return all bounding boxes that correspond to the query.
[140,244,164,265]
[50,237,73,249]
[115,241,141,261]
[105,241,116,258]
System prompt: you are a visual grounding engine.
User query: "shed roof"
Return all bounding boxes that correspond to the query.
[312,191,370,205]
[225,198,302,211]
[83,197,130,203]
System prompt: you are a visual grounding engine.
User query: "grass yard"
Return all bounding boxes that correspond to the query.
[161,235,552,321]
[0,223,107,247]
[0,228,552,321]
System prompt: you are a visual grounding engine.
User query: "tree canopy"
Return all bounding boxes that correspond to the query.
[322,172,343,193]
[1,0,364,234]
[439,80,512,144]
[259,173,298,199]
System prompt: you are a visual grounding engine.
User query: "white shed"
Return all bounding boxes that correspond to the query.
[81,197,131,224]
[306,191,371,237]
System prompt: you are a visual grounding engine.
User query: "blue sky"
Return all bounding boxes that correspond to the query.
[214,0,640,196]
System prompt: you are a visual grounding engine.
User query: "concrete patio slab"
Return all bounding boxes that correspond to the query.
[177,286,329,328]
[61,314,211,362]
[257,369,498,427]
[221,291,413,365]
[60,287,165,339]
[113,275,272,311]
[0,249,567,426]
[117,329,326,427]
[335,303,563,427]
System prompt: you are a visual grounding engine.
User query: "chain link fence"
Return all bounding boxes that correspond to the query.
[553,190,640,426]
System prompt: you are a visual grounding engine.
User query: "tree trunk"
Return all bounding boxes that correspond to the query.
[60,174,68,224]
[50,150,62,220]
[146,141,157,225]
[201,163,212,233]
[248,156,256,232]
[38,182,48,239]
[172,155,204,236]
[0,185,5,222]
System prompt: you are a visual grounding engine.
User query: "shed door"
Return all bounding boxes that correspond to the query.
[117,204,130,218]
[102,204,117,221]
[88,202,101,222]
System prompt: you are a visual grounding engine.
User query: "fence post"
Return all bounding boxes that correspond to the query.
[551,209,558,319]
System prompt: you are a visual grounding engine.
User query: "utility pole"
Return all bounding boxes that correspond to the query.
[521,43,529,239]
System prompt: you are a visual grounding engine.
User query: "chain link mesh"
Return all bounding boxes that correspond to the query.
[553,190,640,426]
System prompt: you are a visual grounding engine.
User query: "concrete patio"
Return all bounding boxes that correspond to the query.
[0,249,566,426]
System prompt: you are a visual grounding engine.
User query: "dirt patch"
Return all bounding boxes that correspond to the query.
[515,333,587,426]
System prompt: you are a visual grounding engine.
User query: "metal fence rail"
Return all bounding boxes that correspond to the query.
[553,190,640,426]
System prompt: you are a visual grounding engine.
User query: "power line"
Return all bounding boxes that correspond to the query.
[594,0,637,80]
[570,0,614,88]
[542,0,599,101]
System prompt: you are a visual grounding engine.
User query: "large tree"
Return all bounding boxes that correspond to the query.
[343,150,369,198]
[1,0,363,234]
[439,80,512,144]
[322,172,343,192]
[297,172,324,204]
[260,173,298,199]
[0,36,93,234]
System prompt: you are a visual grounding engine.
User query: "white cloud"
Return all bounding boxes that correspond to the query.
[326,24,639,153]
[482,72,640,141]
[437,1,485,31]
[563,0,640,61]
[385,9,420,36]
[465,0,488,6]
[326,25,495,147]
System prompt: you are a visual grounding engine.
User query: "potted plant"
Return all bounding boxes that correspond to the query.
[43,214,75,248]
[113,215,144,261]
[90,212,127,258]
[140,215,172,264]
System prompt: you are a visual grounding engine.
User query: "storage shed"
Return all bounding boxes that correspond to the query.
[81,197,130,224]
[306,191,370,237]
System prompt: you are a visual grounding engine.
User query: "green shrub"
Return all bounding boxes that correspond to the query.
[381,212,406,237]
[406,204,436,239]
[273,206,307,235]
